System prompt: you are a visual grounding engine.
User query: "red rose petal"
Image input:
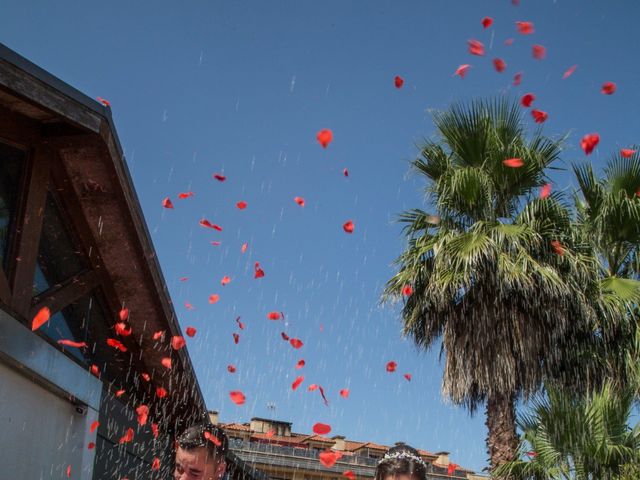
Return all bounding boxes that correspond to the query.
[394,76,404,88]
[162,197,174,209]
[230,391,246,405]
[292,376,304,390]
[562,65,577,79]
[481,17,493,29]
[312,423,331,435]
[343,220,354,234]
[136,404,149,425]
[161,357,172,369]
[171,336,186,350]
[531,109,548,123]
[516,21,534,34]
[340,389,350,398]
[386,361,397,372]
[290,338,304,349]
[31,306,51,331]
[493,58,506,73]
[454,64,471,78]
[581,133,600,155]
[213,173,226,182]
[521,93,535,108]
[601,81,617,95]
[621,149,637,158]
[532,44,546,60]
[227,364,237,373]
[468,39,485,56]
[294,196,305,207]
[296,359,306,369]
[503,158,524,168]
[317,129,333,148]
[185,327,197,337]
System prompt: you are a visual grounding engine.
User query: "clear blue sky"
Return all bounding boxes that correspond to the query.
[2,0,639,472]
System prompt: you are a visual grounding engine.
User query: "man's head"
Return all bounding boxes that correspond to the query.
[174,424,228,480]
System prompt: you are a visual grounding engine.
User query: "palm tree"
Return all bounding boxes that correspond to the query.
[571,149,640,395]
[493,384,640,479]
[383,98,627,470]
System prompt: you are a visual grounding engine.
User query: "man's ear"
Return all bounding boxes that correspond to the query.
[215,459,227,479]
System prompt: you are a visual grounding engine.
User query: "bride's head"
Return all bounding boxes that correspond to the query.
[375,444,427,480]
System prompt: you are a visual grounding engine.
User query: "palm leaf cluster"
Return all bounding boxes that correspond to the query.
[493,385,640,480]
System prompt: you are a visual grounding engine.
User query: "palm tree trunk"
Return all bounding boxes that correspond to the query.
[486,392,518,473]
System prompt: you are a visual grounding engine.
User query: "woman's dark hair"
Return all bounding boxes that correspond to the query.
[177,423,229,462]
[374,444,427,480]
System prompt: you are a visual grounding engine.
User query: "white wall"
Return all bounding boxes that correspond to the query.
[0,361,99,479]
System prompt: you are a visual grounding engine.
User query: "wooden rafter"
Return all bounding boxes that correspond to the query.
[30,268,100,319]
[9,143,50,317]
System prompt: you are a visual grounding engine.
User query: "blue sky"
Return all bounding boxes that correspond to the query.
[2,0,639,472]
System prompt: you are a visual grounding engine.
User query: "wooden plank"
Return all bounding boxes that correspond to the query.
[9,143,51,317]
[0,104,40,147]
[0,60,102,132]
[0,268,11,305]
[30,268,99,318]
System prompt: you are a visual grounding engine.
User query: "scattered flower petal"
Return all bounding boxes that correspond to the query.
[394,76,404,88]
[292,376,304,390]
[386,361,397,372]
[230,391,246,405]
[313,423,331,435]
[503,158,524,168]
[317,129,333,148]
[31,306,51,331]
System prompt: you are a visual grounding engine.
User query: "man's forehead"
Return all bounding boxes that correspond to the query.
[176,446,213,465]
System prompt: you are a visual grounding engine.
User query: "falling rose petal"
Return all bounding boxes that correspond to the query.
[119,428,134,444]
[448,464,460,476]
[404,373,412,381]
[340,389,350,398]
[230,391,246,405]
[521,93,535,108]
[581,133,600,155]
[532,44,546,60]
[402,285,413,297]
[343,220,354,234]
[308,384,319,391]
[343,471,356,480]
[161,357,172,369]
[319,451,339,468]
[115,322,132,337]
[386,361,397,372]
[31,306,51,331]
[210,241,221,246]
[292,376,304,390]
[233,333,240,344]
[468,39,485,56]
[204,431,222,446]
[265,430,275,438]
[106,338,127,352]
[119,308,129,321]
[313,423,331,435]
[67,465,71,478]
[151,423,159,438]
[294,196,306,207]
[254,262,265,279]
[493,58,506,73]
[236,317,245,330]
[153,330,165,340]
[343,168,349,177]
[90,364,100,377]
[621,149,637,158]
[156,387,168,398]
[162,197,174,209]
[481,17,493,29]
[209,294,220,304]
[221,276,231,286]
[317,129,333,148]
[562,65,577,79]
[551,240,565,256]
[178,191,195,199]
[185,302,194,310]
[268,311,282,320]
[58,339,88,348]
[199,219,222,230]
[227,364,237,373]
[171,336,186,350]
[115,389,126,397]
[531,109,548,123]
[213,173,226,182]
[236,201,248,210]
[296,359,306,369]
[319,386,329,406]
[136,405,149,426]
[88,442,95,450]
[601,82,617,95]
[141,372,151,382]
[90,421,100,433]
[516,21,534,34]
[540,183,552,199]
[454,64,471,78]
[526,451,538,458]
[180,276,189,282]
[241,242,248,253]
[504,38,515,46]
[394,76,404,88]
[513,71,522,86]
[152,458,160,471]
[97,96,110,107]
[503,158,524,168]
[185,327,197,337]
[281,332,290,341]
[290,338,304,349]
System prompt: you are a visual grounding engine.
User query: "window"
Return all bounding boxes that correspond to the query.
[0,142,26,273]
[32,191,87,296]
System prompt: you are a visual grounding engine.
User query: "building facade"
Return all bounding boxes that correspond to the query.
[0,43,260,480]
[212,414,487,480]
